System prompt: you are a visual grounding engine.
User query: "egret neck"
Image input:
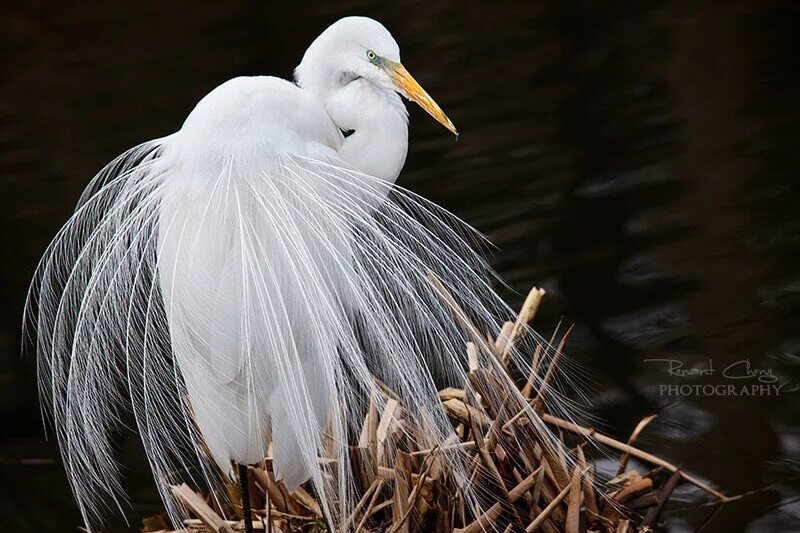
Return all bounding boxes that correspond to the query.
[314,77,409,184]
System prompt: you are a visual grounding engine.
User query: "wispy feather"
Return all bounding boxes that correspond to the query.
[25,133,589,531]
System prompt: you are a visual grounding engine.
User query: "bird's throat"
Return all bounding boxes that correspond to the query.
[337,103,409,185]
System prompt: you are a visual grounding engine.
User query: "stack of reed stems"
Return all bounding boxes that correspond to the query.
[142,286,728,533]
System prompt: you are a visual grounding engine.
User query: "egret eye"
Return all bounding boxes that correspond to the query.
[366,50,376,61]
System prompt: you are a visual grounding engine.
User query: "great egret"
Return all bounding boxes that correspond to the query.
[27,15,574,532]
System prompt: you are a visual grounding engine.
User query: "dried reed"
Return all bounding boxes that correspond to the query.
[142,287,727,533]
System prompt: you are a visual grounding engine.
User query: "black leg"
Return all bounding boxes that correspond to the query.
[238,463,254,533]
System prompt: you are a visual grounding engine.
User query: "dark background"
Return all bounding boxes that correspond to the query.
[1,1,799,531]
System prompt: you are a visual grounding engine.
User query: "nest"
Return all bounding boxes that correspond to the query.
[142,286,727,533]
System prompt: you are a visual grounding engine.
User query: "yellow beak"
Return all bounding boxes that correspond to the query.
[387,62,458,136]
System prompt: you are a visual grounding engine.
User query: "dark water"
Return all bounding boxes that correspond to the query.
[1,1,799,531]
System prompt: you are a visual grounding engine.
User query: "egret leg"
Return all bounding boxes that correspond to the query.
[238,463,254,533]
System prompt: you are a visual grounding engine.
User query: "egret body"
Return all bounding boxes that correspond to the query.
[28,16,569,531]
[160,16,456,485]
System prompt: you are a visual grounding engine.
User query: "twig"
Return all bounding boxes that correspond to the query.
[170,484,233,533]
[643,469,682,527]
[456,467,543,533]
[532,324,574,409]
[541,413,728,501]
[565,465,582,533]
[520,344,543,399]
[525,476,573,532]
[388,447,438,533]
[500,287,546,365]
[344,479,381,530]
[616,414,657,476]
[354,480,385,533]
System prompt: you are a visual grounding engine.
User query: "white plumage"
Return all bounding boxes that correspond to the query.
[27,16,579,531]
[158,76,344,484]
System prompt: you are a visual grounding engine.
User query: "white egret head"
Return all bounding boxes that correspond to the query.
[296,16,457,135]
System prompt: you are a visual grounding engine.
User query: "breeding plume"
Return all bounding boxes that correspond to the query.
[27,16,577,531]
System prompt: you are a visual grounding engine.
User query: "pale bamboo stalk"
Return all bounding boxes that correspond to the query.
[501,287,546,365]
[494,320,515,354]
[376,399,399,464]
[358,396,379,458]
[170,484,233,533]
[467,341,479,372]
